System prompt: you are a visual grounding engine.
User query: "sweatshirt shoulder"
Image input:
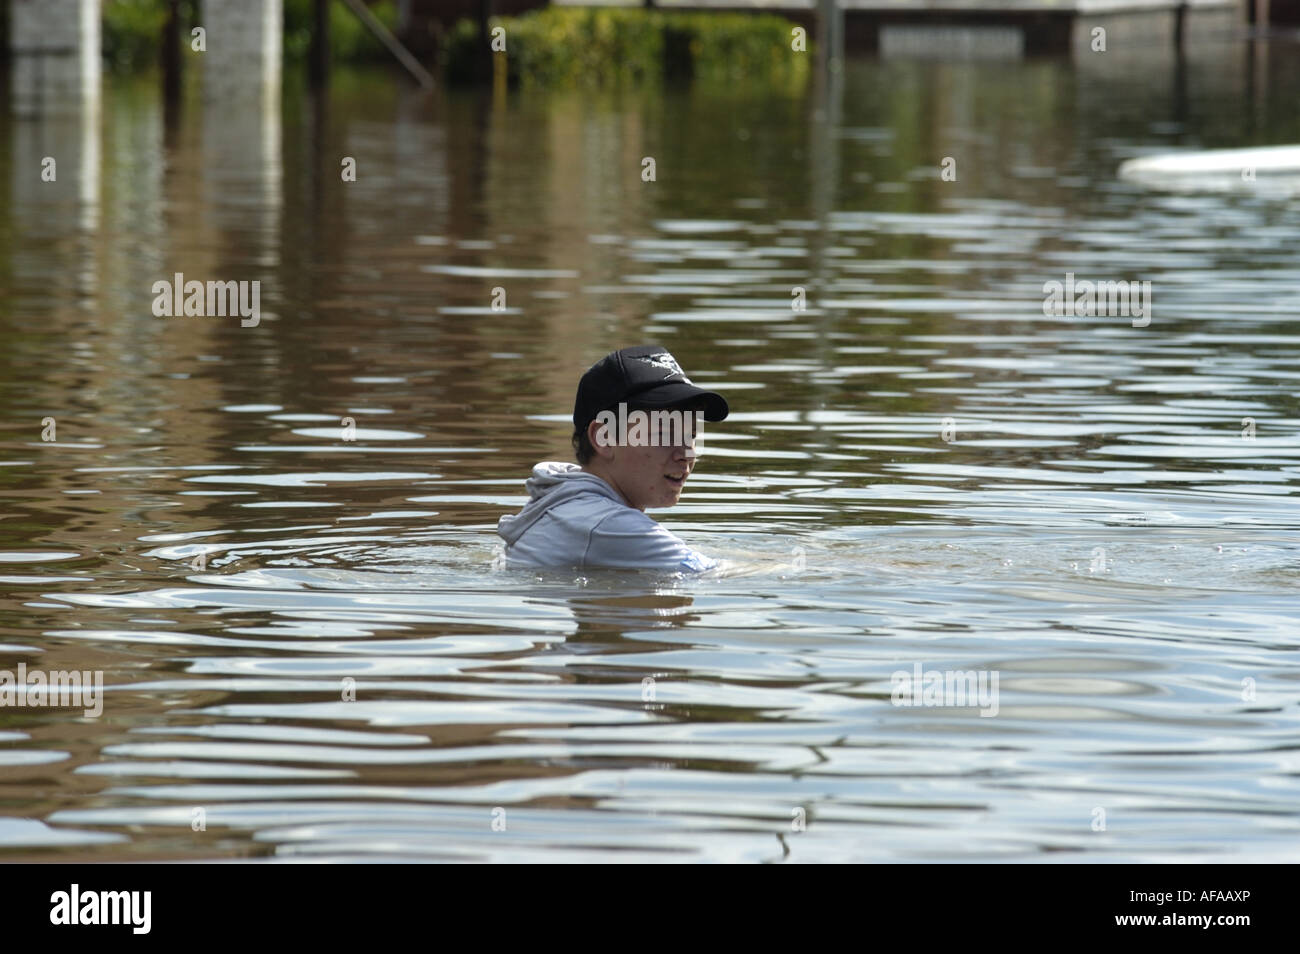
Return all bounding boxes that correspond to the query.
[588,505,667,535]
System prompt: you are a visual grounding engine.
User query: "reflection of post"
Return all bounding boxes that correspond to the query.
[1245,15,1267,137]
[811,0,845,251]
[200,0,282,237]
[809,0,843,439]
[1172,5,1187,126]
[9,0,101,254]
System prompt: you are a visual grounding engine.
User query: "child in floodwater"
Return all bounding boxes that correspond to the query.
[497,345,729,572]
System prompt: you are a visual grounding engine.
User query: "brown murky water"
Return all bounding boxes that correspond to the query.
[2,36,1300,861]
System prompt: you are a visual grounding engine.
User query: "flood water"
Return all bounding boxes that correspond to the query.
[3,34,1300,862]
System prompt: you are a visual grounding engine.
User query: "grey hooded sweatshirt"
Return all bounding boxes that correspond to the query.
[497,461,716,572]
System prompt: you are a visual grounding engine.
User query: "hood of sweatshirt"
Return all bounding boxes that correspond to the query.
[497,461,629,545]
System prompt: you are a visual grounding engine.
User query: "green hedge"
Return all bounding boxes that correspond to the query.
[442,7,811,89]
[100,0,401,72]
[102,0,172,71]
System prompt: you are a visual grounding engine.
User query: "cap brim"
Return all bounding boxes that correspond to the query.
[628,382,729,422]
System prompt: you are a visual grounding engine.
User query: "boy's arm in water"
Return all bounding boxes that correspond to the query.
[585,508,718,572]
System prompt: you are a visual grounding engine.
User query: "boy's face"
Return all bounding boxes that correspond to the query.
[586,405,703,511]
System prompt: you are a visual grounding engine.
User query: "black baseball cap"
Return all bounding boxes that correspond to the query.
[573,345,729,434]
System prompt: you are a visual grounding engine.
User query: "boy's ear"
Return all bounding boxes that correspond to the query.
[587,416,615,459]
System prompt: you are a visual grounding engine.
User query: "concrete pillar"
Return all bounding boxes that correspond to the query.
[9,0,100,117]
[201,0,282,108]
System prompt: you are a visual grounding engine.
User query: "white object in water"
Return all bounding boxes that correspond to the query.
[1118,145,1300,196]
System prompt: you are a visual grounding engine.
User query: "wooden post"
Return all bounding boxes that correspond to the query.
[477,0,493,83]
[162,0,182,104]
[310,0,329,86]
[1244,0,1269,26]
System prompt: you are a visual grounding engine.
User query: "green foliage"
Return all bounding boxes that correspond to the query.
[102,0,172,71]
[442,7,810,90]
[283,0,401,63]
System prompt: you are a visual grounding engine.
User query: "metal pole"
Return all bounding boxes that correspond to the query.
[816,0,843,74]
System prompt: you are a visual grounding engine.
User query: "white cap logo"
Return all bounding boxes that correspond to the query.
[635,352,691,383]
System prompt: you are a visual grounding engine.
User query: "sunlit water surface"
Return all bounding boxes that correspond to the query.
[2,38,1299,861]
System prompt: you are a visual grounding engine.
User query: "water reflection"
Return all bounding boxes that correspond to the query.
[9,0,101,294]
